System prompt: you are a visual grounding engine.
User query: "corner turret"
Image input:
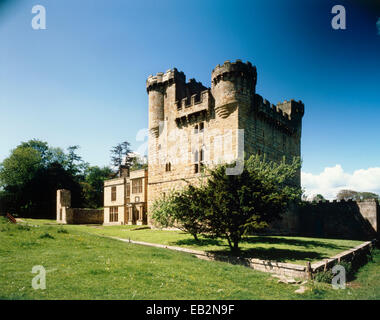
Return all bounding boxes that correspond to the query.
[146,69,186,136]
[211,59,257,118]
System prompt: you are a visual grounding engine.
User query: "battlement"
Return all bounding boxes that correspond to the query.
[276,99,305,120]
[176,89,210,110]
[146,68,186,92]
[255,94,302,134]
[211,59,257,86]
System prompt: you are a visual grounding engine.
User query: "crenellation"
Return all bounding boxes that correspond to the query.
[145,59,304,220]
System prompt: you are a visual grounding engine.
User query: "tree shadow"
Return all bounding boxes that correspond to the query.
[174,237,226,247]
[207,247,326,263]
[240,236,351,251]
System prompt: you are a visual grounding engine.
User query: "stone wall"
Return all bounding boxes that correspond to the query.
[56,189,103,225]
[65,208,103,225]
[146,60,304,218]
[269,199,379,240]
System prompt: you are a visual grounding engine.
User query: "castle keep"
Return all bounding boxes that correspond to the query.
[101,60,304,225]
[55,60,379,241]
[146,60,304,222]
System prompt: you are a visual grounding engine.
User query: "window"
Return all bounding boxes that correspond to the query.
[193,148,204,173]
[194,150,199,163]
[111,186,116,201]
[132,178,143,193]
[199,122,204,132]
[110,207,118,222]
[194,125,199,134]
[126,183,130,203]
[165,162,171,172]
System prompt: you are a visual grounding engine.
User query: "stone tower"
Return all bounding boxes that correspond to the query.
[146,60,304,218]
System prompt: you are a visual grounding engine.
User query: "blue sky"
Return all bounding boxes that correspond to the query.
[0,0,379,198]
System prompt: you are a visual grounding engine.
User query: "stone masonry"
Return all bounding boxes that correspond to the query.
[146,59,304,222]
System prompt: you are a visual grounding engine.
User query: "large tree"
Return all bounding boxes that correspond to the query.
[110,141,134,173]
[81,166,113,208]
[152,155,302,253]
[201,156,302,253]
[0,140,90,218]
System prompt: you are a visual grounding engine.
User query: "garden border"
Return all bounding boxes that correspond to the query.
[111,236,376,279]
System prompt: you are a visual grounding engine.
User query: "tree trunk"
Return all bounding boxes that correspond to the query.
[226,235,233,251]
[232,240,240,255]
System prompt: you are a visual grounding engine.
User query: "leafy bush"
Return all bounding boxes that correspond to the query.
[314,270,334,283]
[314,261,353,283]
[151,186,206,240]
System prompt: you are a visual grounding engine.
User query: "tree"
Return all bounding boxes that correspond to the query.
[201,156,301,253]
[312,194,326,202]
[151,185,206,241]
[130,155,148,171]
[151,155,302,253]
[336,189,358,201]
[64,145,88,177]
[0,140,88,218]
[110,141,134,173]
[0,146,42,187]
[18,139,66,167]
[81,166,113,208]
[337,189,379,201]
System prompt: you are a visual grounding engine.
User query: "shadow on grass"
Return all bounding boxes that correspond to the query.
[240,236,351,251]
[204,247,327,263]
[174,238,226,247]
[174,237,330,263]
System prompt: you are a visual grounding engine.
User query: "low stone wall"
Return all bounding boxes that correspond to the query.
[111,236,375,279]
[66,208,104,225]
[270,199,379,240]
[311,240,374,273]
[56,189,103,224]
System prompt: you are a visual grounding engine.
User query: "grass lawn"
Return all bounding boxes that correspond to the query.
[27,219,363,265]
[0,218,379,300]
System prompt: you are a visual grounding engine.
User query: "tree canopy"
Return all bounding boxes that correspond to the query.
[151,155,302,253]
[0,139,113,217]
[336,189,379,201]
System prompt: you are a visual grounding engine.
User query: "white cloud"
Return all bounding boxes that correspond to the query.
[302,165,380,200]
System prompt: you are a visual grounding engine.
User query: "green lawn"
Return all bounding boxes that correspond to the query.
[27,219,363,265]
[1,218,378,300]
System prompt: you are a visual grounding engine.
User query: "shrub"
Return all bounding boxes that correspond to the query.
[151,186,206,241]
[57,228,68,234]
[314,261,352,283]
[314,270,334,283]
[39,232,55,239]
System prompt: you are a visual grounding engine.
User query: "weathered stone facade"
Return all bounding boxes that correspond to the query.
[146,60,304,221]
[103,169,148,225]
